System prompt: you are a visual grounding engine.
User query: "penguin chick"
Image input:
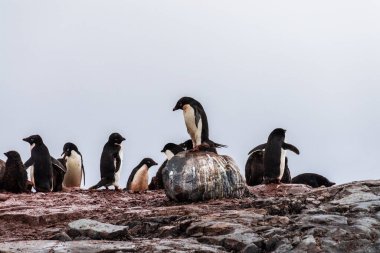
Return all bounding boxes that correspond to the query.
[2,151,28,193]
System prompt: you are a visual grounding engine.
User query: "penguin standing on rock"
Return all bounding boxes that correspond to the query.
[248,128,299,184]
[89,133,125,190]
[23,135,55,192]
[2,151,28,193]
[173,97,226,151]
[126,158,157,193]
[61,142,85,188]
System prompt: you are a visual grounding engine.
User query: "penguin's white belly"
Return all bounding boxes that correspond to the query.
[63,151,82,187]
[279,149,286,180]
[114,149,123,187]
[29,166,35,186]
[130,165,148,192]
[183,105,202,146]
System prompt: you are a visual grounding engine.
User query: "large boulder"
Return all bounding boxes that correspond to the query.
[162,151,247,201]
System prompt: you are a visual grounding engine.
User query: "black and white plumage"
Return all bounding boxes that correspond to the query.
[149,143,185,190]
[61,142,85,188]
[245,151,292,186]
[89,133,125,190]
[23,135,63,192]
[292,173,335,188]
[173,97,226,151]
[248,128,299,184]
[126,158,157,193]
[2,151,28,193]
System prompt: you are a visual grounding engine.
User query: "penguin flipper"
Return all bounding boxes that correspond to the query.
[79,153,85,186]
[51,157,67,173]
[248,144,266,155]
[82,163,85,186]
[282,143,300,155]
[114,153,121,173]
[24,157,34,168]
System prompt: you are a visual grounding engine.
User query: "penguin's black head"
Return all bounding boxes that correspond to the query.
[180,139,194,150]
[269,128,286,139]
[108,133,126,145]
[161,143,185,154]
[62,142,79,157]
[141,158,158,168]
[22,135,43,145]
[4,150,22,161]
[173,96,197,111]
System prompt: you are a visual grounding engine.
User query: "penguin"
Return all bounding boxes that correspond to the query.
[292,173,335,188]
[23,135,55,192]
[126,158,157,193]
[0,159,5,188]
[89,133,125,190]
[51,157,66,192]
[245,150,265,186]
[149,143,185,190]
[248,128,299,184]
[2,151,28,193]
[173,97,226,151]
[61,142,85,188]
[245,151,292,186]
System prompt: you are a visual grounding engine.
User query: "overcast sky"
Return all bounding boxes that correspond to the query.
[1,1,379,187]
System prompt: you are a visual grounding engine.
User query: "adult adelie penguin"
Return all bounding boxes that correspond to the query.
[248,128,299,184]
[2,151,28,193]
[173,97,226,151]
[245,151,292,186]
[61,142,85,188]
[89,133,125,190]
[23,135,54,192]
[126,158,157,193]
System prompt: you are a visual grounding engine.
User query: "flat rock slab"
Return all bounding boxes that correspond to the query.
[67,219,130,240]
[249,183,312,197]
[0,239,225,253]
[162,151,247,202]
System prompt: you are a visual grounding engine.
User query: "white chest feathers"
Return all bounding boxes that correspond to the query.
[183,104,202,146]
[114,147,123,187]
[130,165,149,192]
[279,149,286,180]
[63,150,82,187]
[165,150,175,161]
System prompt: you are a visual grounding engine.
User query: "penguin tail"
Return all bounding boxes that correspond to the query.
[204,139,227,148]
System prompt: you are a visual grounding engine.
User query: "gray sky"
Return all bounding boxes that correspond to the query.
[1,1,379,186]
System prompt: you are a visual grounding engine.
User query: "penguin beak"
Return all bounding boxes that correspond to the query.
[22,137,28,142]
[153,161,158,166]
[3,152,8,157]
[161,149,164,152]
[173,103,181,111]
[61,151,66,156]
[122,137,126,141]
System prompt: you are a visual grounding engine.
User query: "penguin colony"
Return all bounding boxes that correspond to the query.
[0,96,335,193]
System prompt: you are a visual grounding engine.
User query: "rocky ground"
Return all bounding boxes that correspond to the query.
[0,180,380,252]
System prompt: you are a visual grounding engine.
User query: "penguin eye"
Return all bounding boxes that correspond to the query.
[67,148,70,151]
